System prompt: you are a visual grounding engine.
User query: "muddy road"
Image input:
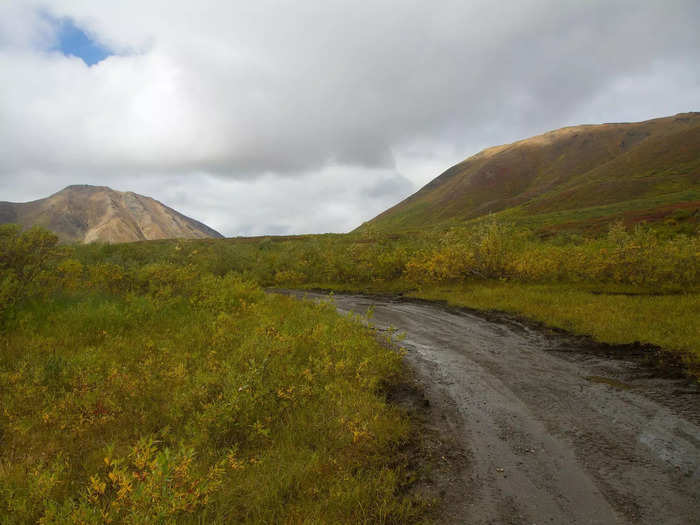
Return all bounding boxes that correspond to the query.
[280,290,700,525]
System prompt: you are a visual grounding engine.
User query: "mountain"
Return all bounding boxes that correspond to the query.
[363,112,700,233]
[0,185,224,243]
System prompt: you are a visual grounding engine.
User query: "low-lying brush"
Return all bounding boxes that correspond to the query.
[1,213,698,521]
[0,226,423,523]
[68,219,699,294]
[62,219,699,368]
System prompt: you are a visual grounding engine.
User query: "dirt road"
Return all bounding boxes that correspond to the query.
[281,291,699,525]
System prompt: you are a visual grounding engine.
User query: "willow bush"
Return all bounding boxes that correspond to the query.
[0,227,423,524]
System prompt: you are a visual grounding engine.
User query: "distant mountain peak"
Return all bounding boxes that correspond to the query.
[0,185,224,243]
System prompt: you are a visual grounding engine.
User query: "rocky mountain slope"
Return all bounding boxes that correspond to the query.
[0,185,223,243]
[363,112,700,233]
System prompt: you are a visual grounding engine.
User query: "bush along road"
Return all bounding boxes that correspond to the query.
[281,290,700,525]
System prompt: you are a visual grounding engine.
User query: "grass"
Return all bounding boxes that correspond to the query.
[408,283,700,373]
[60,218,699,374]
[503,191,699,232]
[291,280,700,376]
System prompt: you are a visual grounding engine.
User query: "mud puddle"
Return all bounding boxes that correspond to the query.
[276,290,699,525]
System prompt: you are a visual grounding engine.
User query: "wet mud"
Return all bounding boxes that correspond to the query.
[277,290,700,525]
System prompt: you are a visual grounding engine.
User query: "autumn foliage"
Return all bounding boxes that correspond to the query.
[1,219,697,522]
[0,226,421,523]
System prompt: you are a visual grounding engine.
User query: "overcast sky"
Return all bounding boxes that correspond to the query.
[1,1,698,236]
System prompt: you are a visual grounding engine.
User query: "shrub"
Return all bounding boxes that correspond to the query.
[0,266,417,523]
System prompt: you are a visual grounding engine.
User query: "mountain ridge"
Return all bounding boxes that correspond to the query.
[0,185,224,243]
[363,112,700,233]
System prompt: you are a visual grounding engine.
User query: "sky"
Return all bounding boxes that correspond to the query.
[0,1,698,236]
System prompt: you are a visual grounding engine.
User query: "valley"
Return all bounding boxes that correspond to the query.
[3,1,699,522]
[1,112,698,523]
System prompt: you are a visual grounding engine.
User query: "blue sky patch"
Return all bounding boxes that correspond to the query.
[51,16,113,66]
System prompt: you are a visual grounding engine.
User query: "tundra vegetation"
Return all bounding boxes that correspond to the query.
[0,214,698,522]
[74,216,698,366]
[0,225,423,523]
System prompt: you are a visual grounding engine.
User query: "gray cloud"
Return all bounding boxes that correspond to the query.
[0,0,698,234]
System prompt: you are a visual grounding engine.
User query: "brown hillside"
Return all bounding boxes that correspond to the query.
[0,185,223,243]
[365,112,700,231]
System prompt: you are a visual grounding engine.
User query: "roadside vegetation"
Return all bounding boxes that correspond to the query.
[65,216,698,370]
[0,225,424,524]
[1,213,697,522]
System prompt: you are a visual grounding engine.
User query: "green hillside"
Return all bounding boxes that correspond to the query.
[364,112,700,234]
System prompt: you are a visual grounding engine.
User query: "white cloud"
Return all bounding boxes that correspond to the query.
[1,0,698,234]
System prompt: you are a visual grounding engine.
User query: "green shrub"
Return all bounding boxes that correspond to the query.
[0,262,419,523]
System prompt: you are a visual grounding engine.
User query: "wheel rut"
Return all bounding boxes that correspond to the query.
[278,290,700,525]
